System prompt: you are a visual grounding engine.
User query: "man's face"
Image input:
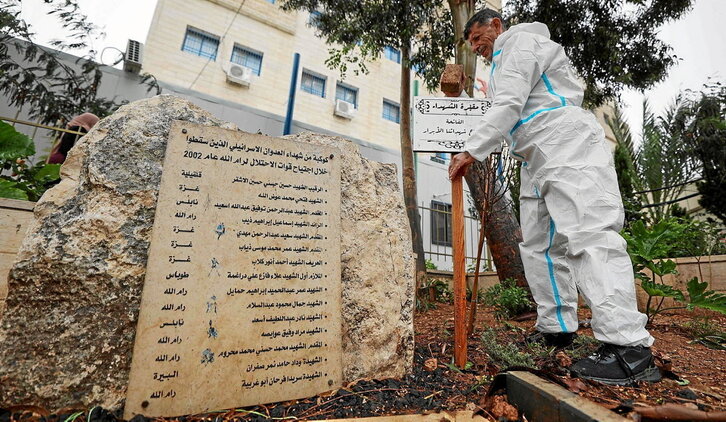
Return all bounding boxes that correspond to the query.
[467,19,503,61]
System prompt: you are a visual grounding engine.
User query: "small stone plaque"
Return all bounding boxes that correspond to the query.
[124,122,342,418]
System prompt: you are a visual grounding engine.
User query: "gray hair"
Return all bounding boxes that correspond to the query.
[464,8,505,40]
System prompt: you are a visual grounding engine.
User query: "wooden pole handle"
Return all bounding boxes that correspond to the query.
[452,174,467,368]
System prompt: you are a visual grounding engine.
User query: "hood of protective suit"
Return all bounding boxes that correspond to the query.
[495,22,551,49]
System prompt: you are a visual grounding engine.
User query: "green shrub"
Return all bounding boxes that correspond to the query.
[623,219,726,324]
[684,317,726,350]
[466,285,485,303]
[425,259,438,270]
[0,120,60,201]
[481,329,534,368]
[426,278,453,303]
[482,278,535,320]
[670,219,726,258]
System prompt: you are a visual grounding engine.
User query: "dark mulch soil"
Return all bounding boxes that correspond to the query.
[2,302,724,421]
[413,301,726,418]
[0,341,493,422]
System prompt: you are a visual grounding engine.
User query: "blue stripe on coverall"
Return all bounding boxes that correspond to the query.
[491,64,568,332]
[489,48,527,165]
[489,49,502,76]
[545,217,569,332]
[541,72,567,106]
[509,72,568,135]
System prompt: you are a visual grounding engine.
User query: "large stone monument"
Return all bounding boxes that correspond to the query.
[0,96,414,412]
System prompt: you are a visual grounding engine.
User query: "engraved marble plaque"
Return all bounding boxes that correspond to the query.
[124,122,342,418]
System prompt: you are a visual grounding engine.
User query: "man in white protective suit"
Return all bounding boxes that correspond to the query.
[448,8,661,386]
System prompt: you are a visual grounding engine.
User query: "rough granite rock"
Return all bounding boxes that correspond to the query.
[0,95,414,410]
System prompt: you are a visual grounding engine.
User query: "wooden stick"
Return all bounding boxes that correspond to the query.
[452,174,467,368]
[467,219,486,336]
[467,157,491,336]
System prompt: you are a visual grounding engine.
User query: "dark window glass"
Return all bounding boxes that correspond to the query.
[431,201,452,247]
[335,83,357,108]
[231,46,263,76]
[181,27,219,60]
[382,100,400,123]
[384,46,401,63]
[308,10,321,27]
[301,71,326,97]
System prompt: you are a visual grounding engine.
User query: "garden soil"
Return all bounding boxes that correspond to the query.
[1,303,724,421]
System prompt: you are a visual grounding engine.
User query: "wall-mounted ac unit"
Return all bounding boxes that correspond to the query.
[224,63,253,86]
[334,99,356,119]
[123,39,143,73]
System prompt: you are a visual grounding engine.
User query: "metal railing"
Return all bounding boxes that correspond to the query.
[418,203,493,272]
[2,115,85,136]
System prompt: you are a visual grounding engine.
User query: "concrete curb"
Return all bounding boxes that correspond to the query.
[505,371,626,422]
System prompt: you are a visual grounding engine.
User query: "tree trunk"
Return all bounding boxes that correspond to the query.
[448,0,477,97]
[399,40,428,296]
[448,0,529,290]
[464,163,527,287]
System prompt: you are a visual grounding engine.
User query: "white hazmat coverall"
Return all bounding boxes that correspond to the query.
[466,22,653,347]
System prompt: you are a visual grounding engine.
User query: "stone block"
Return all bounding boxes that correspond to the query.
[506,371,626,422]
[0,95,414,411]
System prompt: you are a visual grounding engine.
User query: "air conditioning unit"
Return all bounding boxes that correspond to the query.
[123,39,143,73]
[334,99,356,119]
[224,63,253,86]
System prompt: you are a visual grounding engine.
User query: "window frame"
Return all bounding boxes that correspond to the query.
[430,201,453,247]
[230,45,264,76]
[382,99,400,123]
[181,26,220,61]
[308,10,322,27]
[384,46,401,64]
[300,69,327,98]
[335,83,358,108]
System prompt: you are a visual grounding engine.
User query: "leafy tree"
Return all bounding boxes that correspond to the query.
[444,0,696,291]
[607,99,699,223]
[278,0,697,296]
[0,0,160,125]
[279,0,456,293]
[0,0,161,201]
[607,106,643,225]
[679,84,726,225]
[613,143,643,224]
[504,0,693,107]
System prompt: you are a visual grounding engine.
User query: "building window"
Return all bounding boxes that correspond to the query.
[308,10,321,27]
[384,46,401,64]
[335,83,357,108]
[382,99,400,123]
[431,201,452,247]
[181,27,219,60]
[431,152,448,164]
[301,70,326,97]
[231,46,263,76]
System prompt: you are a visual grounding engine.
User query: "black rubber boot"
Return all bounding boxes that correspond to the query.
[524,331,577,348]
[570,344,662,386]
